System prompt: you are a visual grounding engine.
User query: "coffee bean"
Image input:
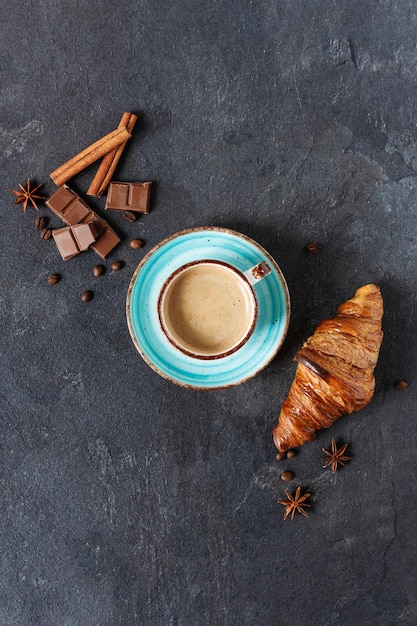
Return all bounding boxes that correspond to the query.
[123,210,137,222]
[40,228,52,240]
[395,379,409,390]
[276,452,287,461]
[286,449,296,459]
[35,217,46,230]
[81,290,93,302]
[305,242,320,253]
[111,261,124,271]
[280,471,294,482]
[47,273,60,285]
[130,238,144,249]
[93,264,105,278]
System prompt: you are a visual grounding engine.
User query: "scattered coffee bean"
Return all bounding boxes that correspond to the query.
[111,261,124,271]
[305,242,320,253]
[395,379,409,391]
[35,216,46,230]
[276,451,287,461]
[280,471,294,482]
[123,210,137,222]
[130,238,144,249]
[93,264,105,278]
[286,449,296,459]
[47,273,60,285]
[40,228,52,240]
[81,290,93,302]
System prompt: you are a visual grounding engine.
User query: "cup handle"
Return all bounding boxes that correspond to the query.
[243,261,272,286]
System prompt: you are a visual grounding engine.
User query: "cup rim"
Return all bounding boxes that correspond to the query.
[157,259,258,360]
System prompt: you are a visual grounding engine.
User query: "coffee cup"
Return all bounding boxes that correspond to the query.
[157,259,272,359]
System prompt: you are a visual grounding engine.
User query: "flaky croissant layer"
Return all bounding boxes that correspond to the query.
[273,284,384,452]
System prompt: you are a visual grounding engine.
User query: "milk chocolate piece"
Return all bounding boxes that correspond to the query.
[105,182,151,213]
[91,227,121,260]
[46,185,121,259]
[84,215,106,240]
[52,223,98,260]
[71,223,96,251]
[47,185,91,224]
[52,227,80,260]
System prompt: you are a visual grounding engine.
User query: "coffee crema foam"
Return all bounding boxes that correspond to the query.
[159,262,256,357]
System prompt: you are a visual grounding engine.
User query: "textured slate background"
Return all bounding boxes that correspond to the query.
[1,1,417,624]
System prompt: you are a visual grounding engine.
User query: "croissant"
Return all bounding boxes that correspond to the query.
[273,284,384,452]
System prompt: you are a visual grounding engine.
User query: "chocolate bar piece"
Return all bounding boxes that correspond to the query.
[105,182,151,213]
[71,223,97,251]
[52,222,98,260]
[84,215,106,240]
[46,185,121,259]
[52,227,81,260]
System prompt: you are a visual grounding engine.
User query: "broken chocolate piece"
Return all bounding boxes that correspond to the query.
[71,223,97,251]
[91,227,121,260]
[52,222,101,260]
[46,185,121,259]
[105,182,151,213]
[52,227,80,260]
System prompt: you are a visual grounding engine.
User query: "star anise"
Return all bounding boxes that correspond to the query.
[10,178,45,213]
[278,486,311,520]
[322,438,351,473]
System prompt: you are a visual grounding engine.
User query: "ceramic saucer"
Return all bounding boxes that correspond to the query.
[126,227,290,389]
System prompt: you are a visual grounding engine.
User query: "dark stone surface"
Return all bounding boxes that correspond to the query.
[1,1,417,624]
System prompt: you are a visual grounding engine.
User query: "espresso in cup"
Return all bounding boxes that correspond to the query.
[158,260,257,359]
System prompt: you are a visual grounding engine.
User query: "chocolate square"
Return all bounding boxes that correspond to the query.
[71,223,96,251]
[52,227,79,260]
[85,216,106,240]
[128,183,151,213]
[105,182,151,213]
[46,185,74,210]
[46,186,91,225]
[106,182,129,208]
[91,228,122,260]
[62,199,91,225]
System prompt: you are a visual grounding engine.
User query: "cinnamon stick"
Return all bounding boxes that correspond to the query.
[50,126,131,187]
[87,112,138,197]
